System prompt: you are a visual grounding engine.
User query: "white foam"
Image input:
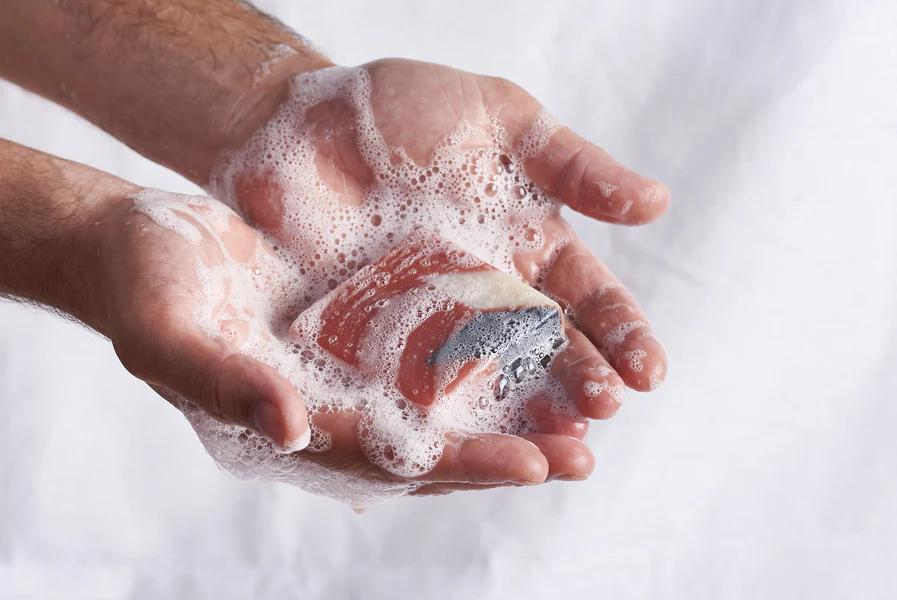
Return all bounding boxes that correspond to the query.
[649,364,666,390]
[583,380,607,398]
[622,348,647,373]
[602,320,648,353]
[582,378,624,404]
[598,181,618,198]
[255,43,298,84]
[142,65,585,506]
[133,189,204,244]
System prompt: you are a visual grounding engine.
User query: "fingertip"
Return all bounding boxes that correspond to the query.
[560,444,596,481]
[552,327,626,419]
[524,433,595,481]
[524,125,670,226]
[269,378,310,449]
[613,334,667,392]
[280,424,311,453]
[251,400,310,452]
[629,181,671,225]
[484,436,549,485]
[518,450,551,485]
[238,356,309,450]
[579,372,626,419]
[266,390,310,453]
[447,435,548,485]
[601,179,670,226]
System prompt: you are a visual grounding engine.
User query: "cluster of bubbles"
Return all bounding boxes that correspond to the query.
[284,234,569,479]
[211,66,562,314]
[141,65,579,505]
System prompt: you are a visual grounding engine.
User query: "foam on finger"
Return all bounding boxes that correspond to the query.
[131,64,624,506]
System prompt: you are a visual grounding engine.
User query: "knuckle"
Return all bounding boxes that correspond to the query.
[200,353,233,420]
[486,75,532,104]
[554,144,589,205]
[113,342,149,380]
[488,74,515,90]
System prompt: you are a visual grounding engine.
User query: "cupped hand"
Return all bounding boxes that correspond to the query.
[211,59,670,493]
[87,189,595,498]
[93,58,671,498]
[85,188,311,448]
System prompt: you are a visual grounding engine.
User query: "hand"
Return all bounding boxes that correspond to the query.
[0,141,309,457]
[0,4,670,499]
[222,59,669,402]
[85,188,594,500]
[83,189,312,449]
[209,59,670,494]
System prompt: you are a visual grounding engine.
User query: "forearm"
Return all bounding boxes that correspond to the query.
[0,0,332,184]
[0,139,134,328]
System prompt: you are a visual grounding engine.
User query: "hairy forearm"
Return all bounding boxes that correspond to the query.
[0,139,134,327]
[0,0,332,184]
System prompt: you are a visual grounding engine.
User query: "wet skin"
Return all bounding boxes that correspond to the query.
[205,59,670,493]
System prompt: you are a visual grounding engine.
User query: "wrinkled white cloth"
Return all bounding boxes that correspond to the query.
[1,1,895,598]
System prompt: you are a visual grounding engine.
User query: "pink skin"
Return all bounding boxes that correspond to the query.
[87,191,311,450]
[90,190,584,491]
[222,59,670,494]
[0,6,667,497]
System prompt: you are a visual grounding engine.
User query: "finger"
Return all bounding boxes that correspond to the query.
[550,327,625,419]
[303,410,409,484]
[527,395,590,437]
[116,321,309,451]
[306,413,550,487]
[522,433,595,481]
[525,126,670,225]
[410,482,513,496]
[412,434,595,492]
[420,433,549,485]
[543,239,668,391]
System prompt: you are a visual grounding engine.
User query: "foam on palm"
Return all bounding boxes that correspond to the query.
[136,65,579,506]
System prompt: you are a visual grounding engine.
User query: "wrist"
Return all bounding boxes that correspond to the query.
[132,42,334,185]
[200,52,336,185]
[67,176,140,334]
[0,140,137,332]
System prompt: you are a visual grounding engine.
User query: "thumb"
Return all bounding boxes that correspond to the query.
[117,324,310,451]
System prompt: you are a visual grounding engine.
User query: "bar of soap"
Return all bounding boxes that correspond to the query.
[289,229,566,411]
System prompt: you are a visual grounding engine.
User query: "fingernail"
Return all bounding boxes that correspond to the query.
[552,474,589,482]
[279,425,311,454]
[253,401,311,453]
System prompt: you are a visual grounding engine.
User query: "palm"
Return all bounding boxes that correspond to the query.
[96,190,292,412]
[90,189,583,497]
[215,60,668,384]
[200,58,671,496]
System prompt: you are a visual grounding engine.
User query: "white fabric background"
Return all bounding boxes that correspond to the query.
[2,1,895,598]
